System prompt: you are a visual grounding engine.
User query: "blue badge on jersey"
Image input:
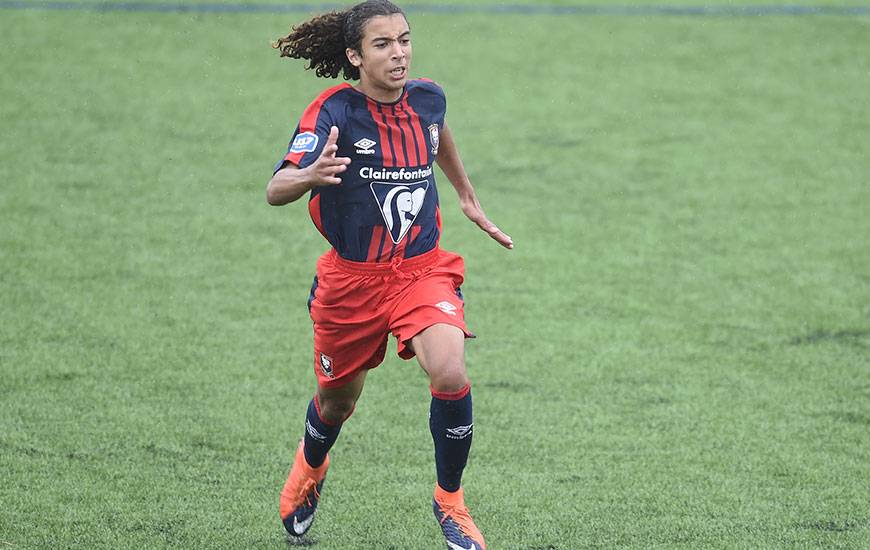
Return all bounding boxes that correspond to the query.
[289,132,319,154]
[370,180,430,244]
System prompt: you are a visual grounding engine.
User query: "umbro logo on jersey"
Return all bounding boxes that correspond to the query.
[370,180,429,244]
[446,424,473,440]
[354,137,377,155]
[289,132,318,154]
[435,301,457,316]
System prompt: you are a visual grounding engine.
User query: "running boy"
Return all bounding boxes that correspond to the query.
[267,2,512,548]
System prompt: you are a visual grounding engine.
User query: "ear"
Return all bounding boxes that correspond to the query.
[346,48,362,68]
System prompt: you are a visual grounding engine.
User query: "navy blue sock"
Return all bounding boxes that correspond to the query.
[429,385,473,492]
[302,397,343,468]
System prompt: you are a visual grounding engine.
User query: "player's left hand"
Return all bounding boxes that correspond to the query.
[460,196,513,249]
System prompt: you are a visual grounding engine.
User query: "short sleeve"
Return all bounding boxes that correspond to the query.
[273,84,350,175]
[414,78,447,128]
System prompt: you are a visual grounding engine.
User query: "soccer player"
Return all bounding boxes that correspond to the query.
[266,1,512,548]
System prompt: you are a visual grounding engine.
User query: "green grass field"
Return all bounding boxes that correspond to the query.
[2,1,869,548]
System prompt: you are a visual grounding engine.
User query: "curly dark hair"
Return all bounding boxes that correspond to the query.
[272,0,407,80]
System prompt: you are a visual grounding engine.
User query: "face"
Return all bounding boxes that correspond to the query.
[347,14,412,103]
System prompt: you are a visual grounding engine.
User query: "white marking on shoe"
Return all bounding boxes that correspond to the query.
[447,541,475,550]
[293,514,315,534]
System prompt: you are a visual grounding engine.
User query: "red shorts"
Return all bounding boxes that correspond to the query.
[308,247,473,388]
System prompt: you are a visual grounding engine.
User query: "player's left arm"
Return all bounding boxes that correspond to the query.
[435,121,513,249]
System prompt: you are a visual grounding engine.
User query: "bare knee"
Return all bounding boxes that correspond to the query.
[315,392,357,425]
[428,360,469,394]
[314,370,365,424]
[412,324,469,393]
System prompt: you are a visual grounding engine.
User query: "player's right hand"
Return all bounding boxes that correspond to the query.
[308,126,351,186]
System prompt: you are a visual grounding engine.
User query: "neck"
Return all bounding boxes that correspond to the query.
[355,81,403,103]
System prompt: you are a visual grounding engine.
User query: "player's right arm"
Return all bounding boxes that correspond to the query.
[267,126,350,206]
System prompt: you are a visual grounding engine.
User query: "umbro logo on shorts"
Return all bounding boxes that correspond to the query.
[435,301,457,316]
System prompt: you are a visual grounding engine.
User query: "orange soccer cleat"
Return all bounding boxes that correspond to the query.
[279,441,330,537]
[433,485,486,550]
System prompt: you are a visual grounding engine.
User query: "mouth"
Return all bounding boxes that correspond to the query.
[389,66,407,79]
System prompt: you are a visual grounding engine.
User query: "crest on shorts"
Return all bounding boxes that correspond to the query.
[319,353,334,378]
[428,124,440,155]
[370,180,430,244]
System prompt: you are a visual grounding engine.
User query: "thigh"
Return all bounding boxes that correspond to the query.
[309,268,390,388]
[409,323,468,393]
[389,252,474,360]
[311,322,387,388]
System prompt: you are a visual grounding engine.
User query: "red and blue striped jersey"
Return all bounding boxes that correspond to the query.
[276,80,447,263]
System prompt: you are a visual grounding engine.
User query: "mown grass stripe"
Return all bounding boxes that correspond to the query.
[1,1,869,17]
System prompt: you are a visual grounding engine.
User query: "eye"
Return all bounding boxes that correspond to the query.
[374,42,388,49]
[401,38,411,45]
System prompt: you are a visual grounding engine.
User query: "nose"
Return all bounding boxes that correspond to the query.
[390,41,404,59]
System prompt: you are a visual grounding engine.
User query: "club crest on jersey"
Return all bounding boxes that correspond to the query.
[428,124,440,155]
[289,132,318,154]
[319,353,334,378]
[370,180,430,244]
